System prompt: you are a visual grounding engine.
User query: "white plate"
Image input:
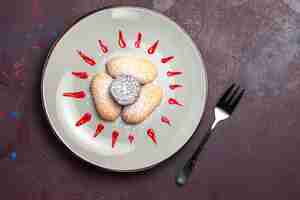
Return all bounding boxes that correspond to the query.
[42,7,208,172]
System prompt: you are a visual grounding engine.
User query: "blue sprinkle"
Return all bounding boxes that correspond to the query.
[10,151,16,160]
[9,112,19,119]
[51,31,58,39]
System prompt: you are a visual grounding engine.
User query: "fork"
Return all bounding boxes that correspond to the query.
[176,84,245,186]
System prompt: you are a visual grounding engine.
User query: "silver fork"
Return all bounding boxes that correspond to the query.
[176,84,245,186]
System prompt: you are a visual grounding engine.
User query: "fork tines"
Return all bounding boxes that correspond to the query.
[217,84,245,114]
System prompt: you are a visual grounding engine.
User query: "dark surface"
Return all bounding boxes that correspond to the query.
[1,0,300,199]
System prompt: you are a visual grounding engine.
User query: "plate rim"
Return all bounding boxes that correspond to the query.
[41,6,208,172]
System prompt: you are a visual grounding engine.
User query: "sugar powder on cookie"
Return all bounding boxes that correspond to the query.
[110,74,141,106]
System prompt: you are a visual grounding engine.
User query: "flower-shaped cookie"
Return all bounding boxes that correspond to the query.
[91,56,163,124]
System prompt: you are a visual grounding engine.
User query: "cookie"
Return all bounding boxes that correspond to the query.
[122,84,163,124]
[90,72,121,121]
[106,56,157,84]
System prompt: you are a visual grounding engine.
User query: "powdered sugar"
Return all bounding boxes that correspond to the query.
[110,75,141,106]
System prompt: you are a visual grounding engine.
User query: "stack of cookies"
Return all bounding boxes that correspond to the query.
[91,56,163,124]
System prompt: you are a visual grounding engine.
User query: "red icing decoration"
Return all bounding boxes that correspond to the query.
[161,56,174,63]
[63,91,86,99]
[98,40,108,53]
[147,128,157,144]
[168,98,184,106]
[72,72,88,79]
[75,112,92,127]
[169,84,183,90]
[94,123,104,137]
[161,116,171,126]
[112,131,119,148]
[147,40,159,54]
[135,32,142,48]
[118,31,127,48]
[77,50,96,66]
[167,71,182,77]
[128,134,134,144]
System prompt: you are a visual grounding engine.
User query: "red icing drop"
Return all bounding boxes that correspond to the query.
[167,71,182,77]
[161,116,171,126]
[94,123,104,137]
[77,50,96,66]
[63,91,86,99]
[147,40,159,54]
[112,131,119,148]
[128,134,135,144]
[169,84,183,90]
[161,56,174,63]
[134,32,142,48]
[98,40,108,53]
[72,72,88,79]
[118,31,127,48]
[75,112,92,127]
[168,98,184,106]
[147,128,157,144]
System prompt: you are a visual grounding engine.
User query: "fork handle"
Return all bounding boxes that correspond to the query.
[176,128,212,186]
